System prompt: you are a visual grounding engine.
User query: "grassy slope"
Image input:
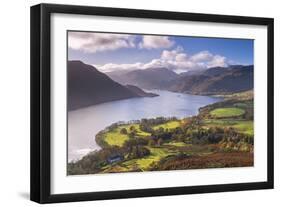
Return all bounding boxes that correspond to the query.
[101,120,182,172]
[153,120,181,130]
[101,147,176,172]
[203,119,253,136]
[210,107,245,118]
[122,147,174,170]
[103,121,180,147]
[103,124,150,146]
[103,127,128,147]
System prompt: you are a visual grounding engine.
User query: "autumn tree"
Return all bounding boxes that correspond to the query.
[120,128,127,135]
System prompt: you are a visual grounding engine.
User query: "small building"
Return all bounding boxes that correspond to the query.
[107,155,124,164]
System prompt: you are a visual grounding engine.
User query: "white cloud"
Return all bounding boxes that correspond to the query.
[190,51,213,62]
[68,32,136,53]
[139,36,174,49]
[207,55,228,68]
[175,53,188,62]
[97,62,144,72]
[150,49,228,72]
[97,49,229,73]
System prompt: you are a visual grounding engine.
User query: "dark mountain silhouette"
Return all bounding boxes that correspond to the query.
[167,65,253,95]
[68,61,157,110]
[107,67,179,89]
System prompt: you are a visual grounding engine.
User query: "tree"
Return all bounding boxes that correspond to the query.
[128,131,136,139]
[129,125,135,132]
[120,128,127,135]
[140,123,153,133]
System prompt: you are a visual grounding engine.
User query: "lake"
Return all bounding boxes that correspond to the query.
[68,90,223,162]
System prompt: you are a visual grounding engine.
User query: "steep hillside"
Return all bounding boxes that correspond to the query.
[125,85,158,97]
[68,61,153,110]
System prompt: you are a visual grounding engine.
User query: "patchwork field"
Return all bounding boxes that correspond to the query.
[210,107,245,118]
[153,120,181,130]
[103,124,150,147]
[203,119,253,136]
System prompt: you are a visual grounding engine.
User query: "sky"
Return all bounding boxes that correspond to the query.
[68,31,253,73]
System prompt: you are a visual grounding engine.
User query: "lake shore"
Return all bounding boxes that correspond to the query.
[68,90,253,175]
[68,90,223,162]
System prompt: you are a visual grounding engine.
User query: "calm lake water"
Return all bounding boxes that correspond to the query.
[68,90,223,162]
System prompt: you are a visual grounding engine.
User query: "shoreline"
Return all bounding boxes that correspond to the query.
[67,90,253,174]
[69,89,253,164]
[70,94,226,163]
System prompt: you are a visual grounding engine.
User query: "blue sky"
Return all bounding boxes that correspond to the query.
[68,31,253,73]
[175,37,253,65]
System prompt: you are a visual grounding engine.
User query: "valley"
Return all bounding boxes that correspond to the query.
[68,90,254,174]
[67,60,254,174]
[107,65,254,95]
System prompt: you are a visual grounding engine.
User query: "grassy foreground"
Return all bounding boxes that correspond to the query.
[68,90,254,175]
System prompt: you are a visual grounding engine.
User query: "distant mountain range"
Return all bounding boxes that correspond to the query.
[107,65,253,95]
[68,61,253,110]
[68,61,158,110]
[167,65,253,95]
[106,67,179,89]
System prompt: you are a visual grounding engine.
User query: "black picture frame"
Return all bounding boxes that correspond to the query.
[30,3,274,204]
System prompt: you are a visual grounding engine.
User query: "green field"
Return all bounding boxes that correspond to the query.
[164,141,187,147]
[153,120,181,130]
[121,147,175,170]
[103,127,129,147]
[210,107,245,118]
[232,121,254,136]
[130,124,151,136]
[104,121,180,147]
[101,147,173,172]
[103,124,150,146]
[203,119,253,136]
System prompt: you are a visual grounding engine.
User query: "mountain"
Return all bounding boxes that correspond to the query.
[167,65,253,95]
[125,85,158,97]
[178,69,205,77]
[106,65,253,94]
[107,67,179,89]
[68,61,157,110]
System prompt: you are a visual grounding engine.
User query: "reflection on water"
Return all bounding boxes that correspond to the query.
[68,90,222,162]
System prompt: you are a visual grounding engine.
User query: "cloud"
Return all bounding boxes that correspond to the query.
[207,55,227,68]
[68,32,175,53]
[190,51,213,62]
[97,48,229,73]
[97,62,144,72]
[68,32,136,53]
[139,36,174,49]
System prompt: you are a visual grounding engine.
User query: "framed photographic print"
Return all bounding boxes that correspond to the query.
[30,3,274,203]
